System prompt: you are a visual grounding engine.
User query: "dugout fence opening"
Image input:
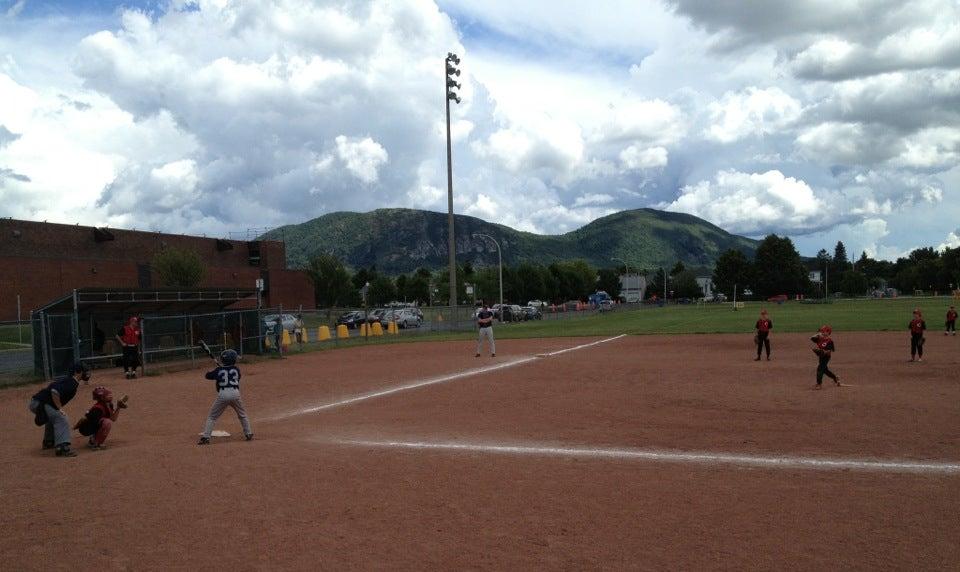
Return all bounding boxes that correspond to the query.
[31,287,258,379]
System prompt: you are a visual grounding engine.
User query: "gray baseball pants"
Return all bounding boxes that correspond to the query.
[201,388,252,438]
[476,326,495,355]
[28,399,71,447]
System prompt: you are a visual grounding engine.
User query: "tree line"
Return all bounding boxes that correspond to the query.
[712,235,960,299]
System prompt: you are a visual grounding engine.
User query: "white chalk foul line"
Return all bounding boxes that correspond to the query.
[264,334,626,421]
[332,439,960,475]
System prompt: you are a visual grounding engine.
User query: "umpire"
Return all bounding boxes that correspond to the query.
[28,362,90,457]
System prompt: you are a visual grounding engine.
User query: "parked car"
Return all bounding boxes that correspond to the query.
[767,294,789,303]
[384,308,422,328]
[263,313,297,335]
[527,300,547,309]
[336,311,365,329]
[522,306,543,320]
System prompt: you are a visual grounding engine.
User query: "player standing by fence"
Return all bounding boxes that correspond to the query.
[946,306,957,336]
[116,316,141,379]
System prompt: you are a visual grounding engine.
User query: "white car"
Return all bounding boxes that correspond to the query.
[384,308,422,328]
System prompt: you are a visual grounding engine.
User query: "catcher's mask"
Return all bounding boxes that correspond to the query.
[819,325,832,335]
[92,386,112,403]
[220,349,239,366]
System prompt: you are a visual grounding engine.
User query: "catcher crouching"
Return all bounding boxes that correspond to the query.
[74,387,128,450]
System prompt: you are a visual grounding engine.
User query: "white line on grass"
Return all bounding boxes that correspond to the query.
[332,438,960,475]
[264,335,626,421]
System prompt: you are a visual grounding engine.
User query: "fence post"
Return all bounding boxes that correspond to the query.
[139,318,147,377]
[70,289,81,369]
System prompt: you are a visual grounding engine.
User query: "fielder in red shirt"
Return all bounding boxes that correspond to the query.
[754,309,772,361]
[811,325,841,389]
[946,305,957,336]
[909,308,926,362]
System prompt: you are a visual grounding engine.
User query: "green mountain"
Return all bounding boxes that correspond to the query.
[262,208,759,274]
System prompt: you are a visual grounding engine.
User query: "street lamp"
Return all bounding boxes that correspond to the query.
[474,233,503,312]
[445,52,462,310]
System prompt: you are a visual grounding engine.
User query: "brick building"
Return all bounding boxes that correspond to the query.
[0,218,314,321]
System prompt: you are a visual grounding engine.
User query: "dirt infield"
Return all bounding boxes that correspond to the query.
[1,332,958,570]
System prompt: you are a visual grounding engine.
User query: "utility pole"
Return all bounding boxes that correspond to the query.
[445,52,462,311]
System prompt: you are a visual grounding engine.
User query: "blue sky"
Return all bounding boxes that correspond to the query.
[1,0,958,260]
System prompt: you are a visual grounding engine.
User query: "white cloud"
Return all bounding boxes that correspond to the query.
[619,145,668,170]
[665,169,826,234]
[939,229,960,251]
[573,193,614,207]
[334,135,388,184]
[705,87,802,143]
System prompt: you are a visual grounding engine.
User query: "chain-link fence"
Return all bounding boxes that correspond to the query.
[0,319,34,384]
[6,300,648,383]
[140,309,261,372]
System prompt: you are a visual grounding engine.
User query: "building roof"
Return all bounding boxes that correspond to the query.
[33,287,257,316]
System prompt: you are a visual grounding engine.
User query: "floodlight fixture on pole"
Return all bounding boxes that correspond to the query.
[474,233,503,311]
[445,52,462,310]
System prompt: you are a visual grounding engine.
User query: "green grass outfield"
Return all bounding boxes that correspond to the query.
[495,296,959,339]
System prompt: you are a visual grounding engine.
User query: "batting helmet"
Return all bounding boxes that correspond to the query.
[220,349,238,366]
[819,325,832,335]
[92,386,112,403]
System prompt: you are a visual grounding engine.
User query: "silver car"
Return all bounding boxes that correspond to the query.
[384,308,422,328]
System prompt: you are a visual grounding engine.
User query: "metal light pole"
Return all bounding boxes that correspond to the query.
[445,53,462,310]
[474,233,503,310]
[612,257,629,301]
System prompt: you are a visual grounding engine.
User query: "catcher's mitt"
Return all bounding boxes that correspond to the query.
[117,394,129,409]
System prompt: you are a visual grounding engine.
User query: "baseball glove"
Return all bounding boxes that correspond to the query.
[117,394,129,409]
[753,334,759,345]
[812,347,824,356]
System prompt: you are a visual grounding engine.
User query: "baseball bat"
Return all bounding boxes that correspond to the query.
[199,340,222,366]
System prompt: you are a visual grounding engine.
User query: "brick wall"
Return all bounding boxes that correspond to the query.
[0,219,314,320]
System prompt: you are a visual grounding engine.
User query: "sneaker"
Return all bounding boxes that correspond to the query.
[244,433,254,441]
[42,441,55,450]
[814,384,822,390]
[491,353,496,357]
[834,377,842,387]
[88,442,107,450]
[197,437,210,445]
[55,446,77,457]
[475,353,480,357]
[766,356,771,361]
[917,358,923,362]
[754,357,761,361]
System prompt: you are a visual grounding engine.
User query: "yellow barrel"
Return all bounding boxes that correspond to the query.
[336,324,349,338]
[318,325,331,341]
[264,336,272,349]
[387,321,398,334]
[360,323,368,336]
[371,322,384,336]
[281,328,292,349]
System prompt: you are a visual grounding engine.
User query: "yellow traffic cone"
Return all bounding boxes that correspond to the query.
[372,322,384,336]
[360,323,368,337]
[318,325,331,341]
[264,336,272,349]
[281,329,291,351]
[387,321,398,334]
[336,324,349,338]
